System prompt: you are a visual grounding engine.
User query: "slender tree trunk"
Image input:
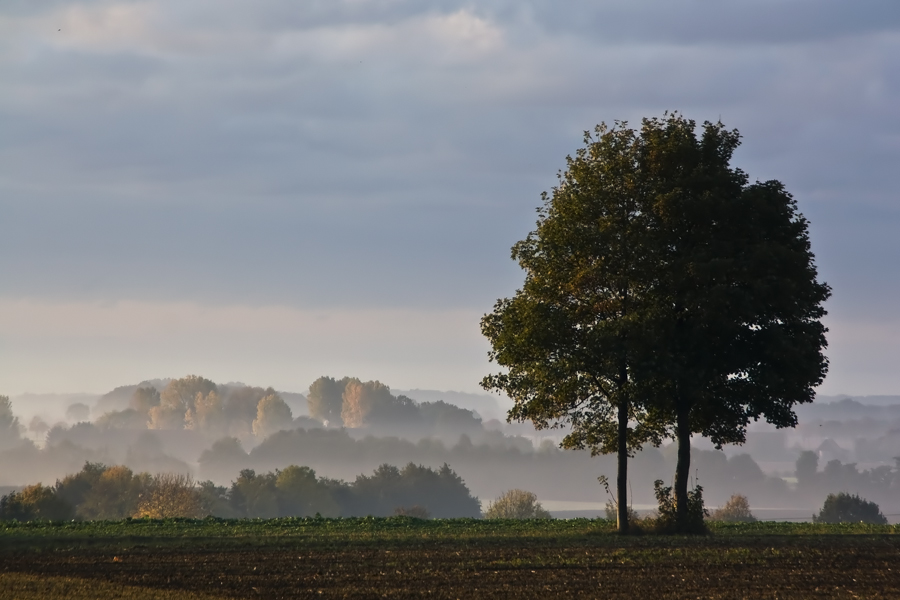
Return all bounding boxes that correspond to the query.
[616,398,629,534]
[674,403,691,531]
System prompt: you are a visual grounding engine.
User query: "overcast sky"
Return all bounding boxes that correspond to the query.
[1,0,899,397]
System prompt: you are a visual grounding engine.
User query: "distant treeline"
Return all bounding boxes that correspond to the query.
[6,381,900,513]
[0,461,482,522]
[30,375,488,443]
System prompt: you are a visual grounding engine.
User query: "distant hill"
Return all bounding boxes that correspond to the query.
[797,395,900,423]
[815,394,900,406]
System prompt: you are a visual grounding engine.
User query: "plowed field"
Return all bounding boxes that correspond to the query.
[2,519,899,599]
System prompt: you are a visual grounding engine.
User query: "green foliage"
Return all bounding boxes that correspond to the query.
[276,465,339,517]
[351,463,482,519]
[55,462,150,520]
[709,494,757,523]
[0,484,73,521]
[480,120,666,455]
[229,469,280,518]
[633,115,829,531]
[135,473,204,519]
[196,481,237,518]
[55,462,110,515]
[652,479,708,534]
[484,489,551,519]
[481,113,830,534]
[814,493,887,525]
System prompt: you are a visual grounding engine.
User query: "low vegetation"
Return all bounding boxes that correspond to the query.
[814,492,888,524]
[0,461,481,521]
[483,489,551,519]
[709,494,757,523]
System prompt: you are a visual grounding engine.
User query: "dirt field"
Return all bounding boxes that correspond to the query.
[2,519,899,599]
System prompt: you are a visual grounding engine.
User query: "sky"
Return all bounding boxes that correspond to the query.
[1,0,899,397]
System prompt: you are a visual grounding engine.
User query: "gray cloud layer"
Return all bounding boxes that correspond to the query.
[1,0,898,392]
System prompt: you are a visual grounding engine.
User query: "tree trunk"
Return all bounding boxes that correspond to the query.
[616,398,629,534]
[674,404,691,531]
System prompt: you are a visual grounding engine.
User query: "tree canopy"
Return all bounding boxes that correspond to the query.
[482,113,830,532]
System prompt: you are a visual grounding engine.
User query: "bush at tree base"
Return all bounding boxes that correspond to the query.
[813,492,887,524]
[653,479,708,534]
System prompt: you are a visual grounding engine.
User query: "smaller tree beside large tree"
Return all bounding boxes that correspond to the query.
[481,122,669,533]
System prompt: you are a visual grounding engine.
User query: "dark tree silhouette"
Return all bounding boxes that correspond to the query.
[482,113,830,532]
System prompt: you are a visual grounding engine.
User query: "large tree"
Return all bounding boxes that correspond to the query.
[480,122,667,533]
[482,114,830,533]
[635,115,830,529]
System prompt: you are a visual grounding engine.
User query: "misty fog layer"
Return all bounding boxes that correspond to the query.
[3,378,900,521]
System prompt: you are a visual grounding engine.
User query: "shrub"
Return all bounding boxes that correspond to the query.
[709,494,757,523]
[814,492,887,524]
[652,479,708,534]
[0,484,74,521]
[134,473,204,518]
[484,489,551,519]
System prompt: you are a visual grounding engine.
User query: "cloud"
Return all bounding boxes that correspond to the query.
[0,0,898,393]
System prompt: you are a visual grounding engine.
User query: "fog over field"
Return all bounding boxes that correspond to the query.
[4,377,900,522]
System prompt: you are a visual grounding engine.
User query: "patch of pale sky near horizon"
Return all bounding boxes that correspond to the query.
[0,297,895,398]
[0,298,494,396]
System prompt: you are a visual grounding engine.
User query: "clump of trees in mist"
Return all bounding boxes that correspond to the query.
[0,461,481,522]
[307,376,483,438]
[45,374,484,446]
[813,492,887,525]
[791,450,900,514]
[88,375,300,442]
[8,377,900,522]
